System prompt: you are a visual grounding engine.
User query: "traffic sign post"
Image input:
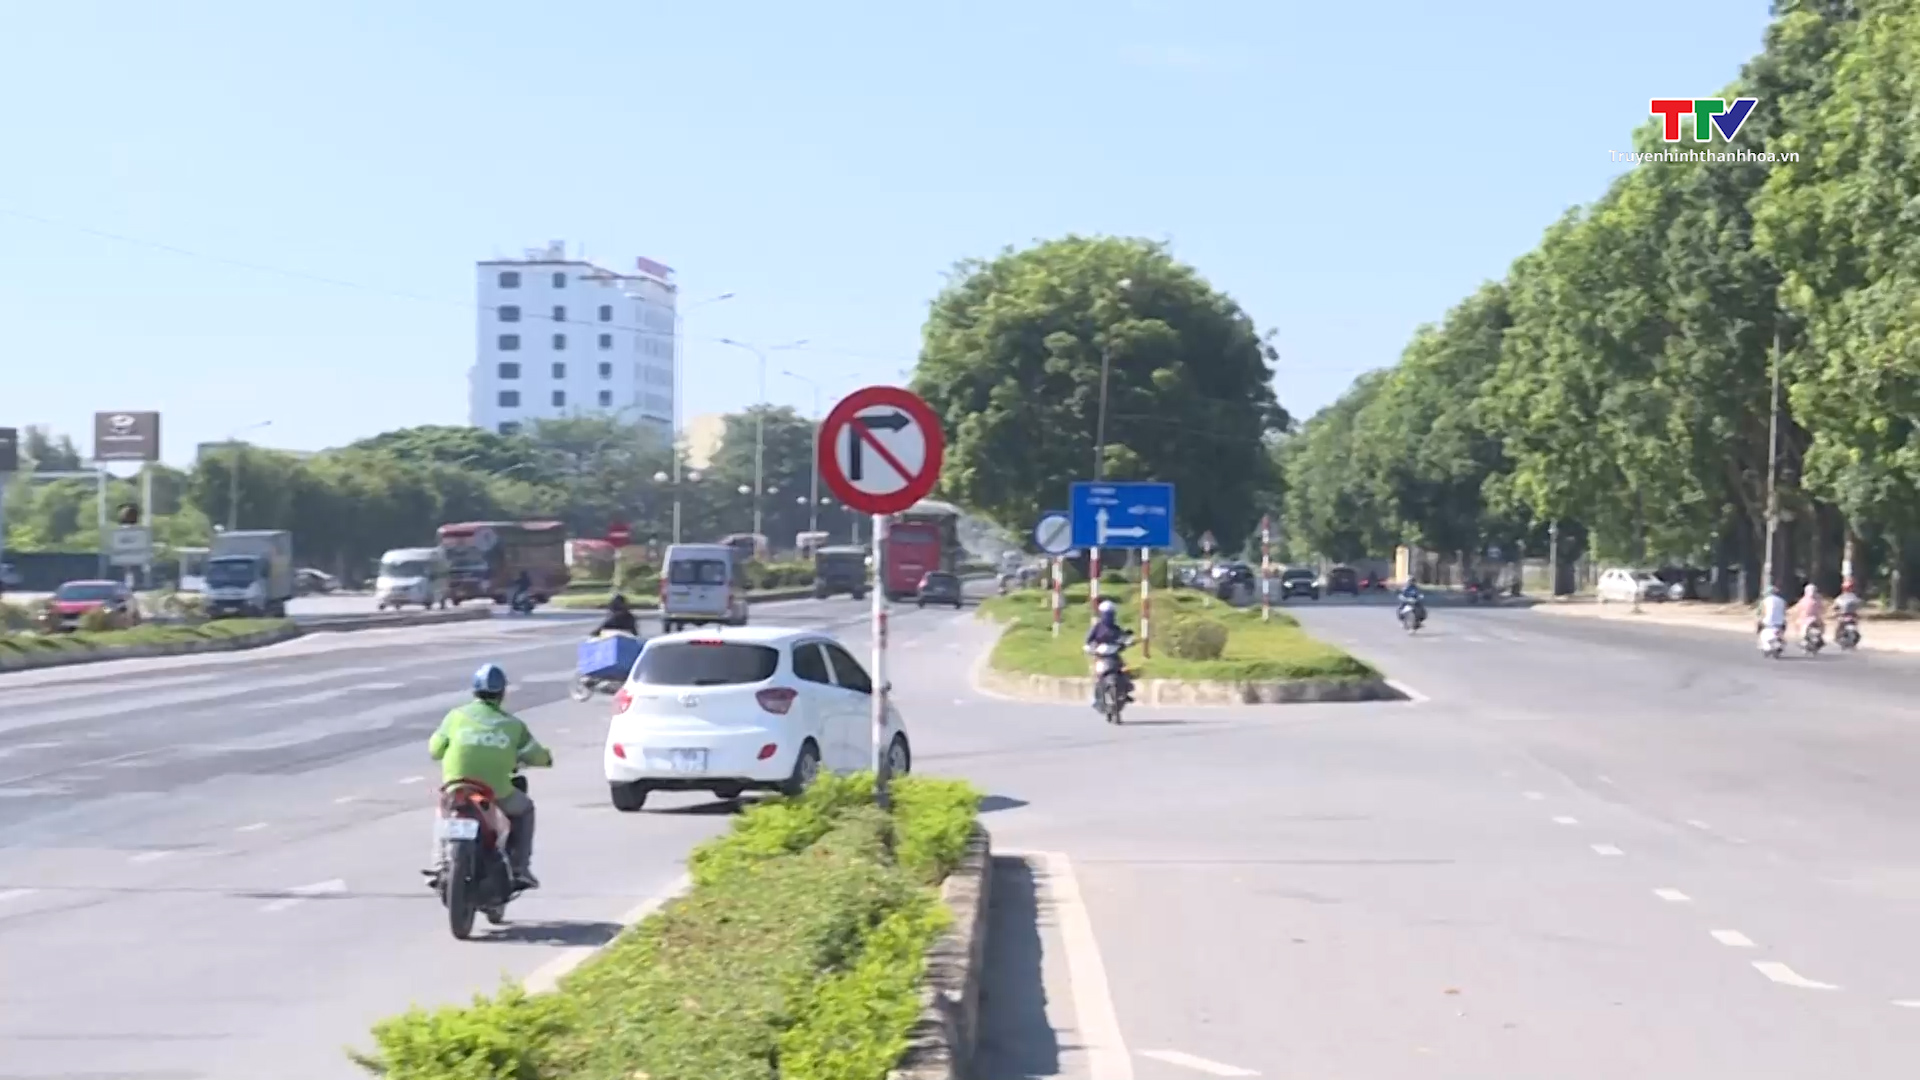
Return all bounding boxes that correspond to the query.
[1070,481,1174,650]
[1034,511,1070,638]
[818,386,946,810]
[1260,514,1273,622]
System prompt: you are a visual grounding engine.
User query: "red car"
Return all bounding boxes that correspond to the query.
[43,579,141,632]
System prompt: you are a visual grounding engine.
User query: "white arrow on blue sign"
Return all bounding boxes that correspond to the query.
[1069,482,1174,549]
[1033,511,1073,555]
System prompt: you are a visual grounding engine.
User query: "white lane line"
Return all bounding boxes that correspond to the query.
[333,795,358,804]
[236,822,268,832]
[274,688,358,708]
[1590,844,1624,856]
[361,681,407,691]
[1891,1000,1920,1008]
[0,665,393,734]
[1752,961,1837,989]
[1687,819,1714,831]
[128,850,172,864]
[1139,1049,1260,1076]
[1522,791,1546,801]
[259,878,347,914]
[523,873,693,994]
[1386,678,1430,704]
[1041,850,1134,1080]
[1653,888,1691,903]
[1551,816,1579,825]
[1712,929,1756,948]
[0,888,36,903]
[398,775,427,785]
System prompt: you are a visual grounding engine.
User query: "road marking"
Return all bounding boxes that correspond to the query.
[398,775,426,785]
[1522,791,1545,801]
[1138,1049,1260,1076]
[1590,844,1623,856]
[361,681,407,691]
[1653,888,1691,903]
[523,873,693,994]
[0,665,392,734]
[1892,1000,1920,1008]
[1552,816,1579,825]
[333,795,358,804]
[1041,851,1134,1080]
[1711,929,1756,948]
[260,878,347,914]
[236,822,268,832]
[1386,678,1430,704]
[0,888,35,903]
[1752,961,1837,989]
[274,688,357,707]
[1687,819,1714,831]
[128,850,172,864]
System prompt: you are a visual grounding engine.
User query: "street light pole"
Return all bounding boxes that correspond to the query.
[1762,324,1782,595]
[783,370,823,535]
[719,338,808,547]
[1089,278,1130,604]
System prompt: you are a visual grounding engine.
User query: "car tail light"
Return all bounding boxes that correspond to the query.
[691,638,724,647]
[611,742,627,759]
[756,687,797,714]
[612,687,632,714]
[757,743,778,760]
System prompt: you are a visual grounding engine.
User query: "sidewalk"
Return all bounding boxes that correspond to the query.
[1533,598,1920,654]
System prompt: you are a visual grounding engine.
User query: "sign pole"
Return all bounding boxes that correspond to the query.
[1141,558,1152,658]
[1051,557,1063,637]
[1088,547,1101,617]
[870,512,891,810]
[1261,516,1272,622]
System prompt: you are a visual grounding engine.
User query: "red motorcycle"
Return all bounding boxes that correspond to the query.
[431,774,528,939]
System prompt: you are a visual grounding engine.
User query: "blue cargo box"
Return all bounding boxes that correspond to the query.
[577,635,643,680]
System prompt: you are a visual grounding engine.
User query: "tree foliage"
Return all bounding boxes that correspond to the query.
[912,235,1289,549]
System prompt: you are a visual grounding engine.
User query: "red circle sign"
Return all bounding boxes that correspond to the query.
[817,385,946,515]
[607,522,631,546]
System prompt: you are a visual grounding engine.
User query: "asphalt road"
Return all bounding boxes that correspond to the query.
[0,590,975,1080]
[967,590,1920,1080]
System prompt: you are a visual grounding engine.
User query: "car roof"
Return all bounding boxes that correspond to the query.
[60,579,119,587]
[647,624,823,647]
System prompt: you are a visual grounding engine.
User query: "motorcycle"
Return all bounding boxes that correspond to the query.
[1758,623,1784,659]
[508,589,537,615]
[1837,613,1861,651]
[1398,599,1426,633]
[1085,634,1135,725]
[430,773,529,939]
[571,630,642,701]
[1802,620,1825,657]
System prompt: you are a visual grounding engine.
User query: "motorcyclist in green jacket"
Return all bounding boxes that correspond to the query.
[426,663,553,889]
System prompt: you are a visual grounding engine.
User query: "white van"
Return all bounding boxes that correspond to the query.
[661,543,748,631]
[376,547,451,610]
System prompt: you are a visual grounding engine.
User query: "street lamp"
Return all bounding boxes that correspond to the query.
[655,469,700,543]
[225,420,272,531]
[670,292,736,544]
[719,338,809,543]
[783,369,824,536]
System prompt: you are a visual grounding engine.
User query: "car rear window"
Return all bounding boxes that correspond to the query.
[1284,569,1315,580]
[925,573,957,585]
[55,583,117,602]
[633,642,778,686]
[668,559,729,585]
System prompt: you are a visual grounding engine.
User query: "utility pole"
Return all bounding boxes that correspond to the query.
[1761,324,1782,595]
[1089,277,1130,610]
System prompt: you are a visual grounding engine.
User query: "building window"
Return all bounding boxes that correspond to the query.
[598,361,612,378]
[552,333,567,350]
[498,271,521,288]
[498,390,520,407]
[551,271,566,288]
[598,304,613,322]
[598,333,613,350]
[498,420,520,435]
[551,305,566,322]
[498,334,521,350]
[552,390,566,407]
[598,390,613,407]
[552,362,566,378]
[497,361,520,379]
[498,305,520,322]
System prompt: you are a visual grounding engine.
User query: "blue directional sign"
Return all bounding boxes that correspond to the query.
[1069,482,1175,549]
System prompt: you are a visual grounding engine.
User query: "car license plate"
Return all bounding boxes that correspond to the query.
[435,817,480,840]
[669,749,707,773]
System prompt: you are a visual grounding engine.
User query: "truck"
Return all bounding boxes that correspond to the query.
[204,530,295,619]
[882,500,963,599]
[813,544,869,599]
[437,520,570,604]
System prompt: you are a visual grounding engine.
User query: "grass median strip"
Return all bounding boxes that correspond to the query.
[353,772,982,1080]
[0,618,293,658]
[978,585,1377,682]
[549,588,810,611]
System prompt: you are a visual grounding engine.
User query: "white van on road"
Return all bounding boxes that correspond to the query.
[661,543,748,632]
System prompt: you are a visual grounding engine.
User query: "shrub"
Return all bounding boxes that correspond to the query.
[1100,569,1128,585]
[1161,616,1229,660]
[0,602,33,631]
[152,590,205,619]
[352,983,572,1080]
[777,894,950,1080]
[77,607,117,633]
[613,559,658,595]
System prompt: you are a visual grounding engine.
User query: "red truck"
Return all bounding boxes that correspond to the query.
[437,520,571,604]
[882,500,963,599]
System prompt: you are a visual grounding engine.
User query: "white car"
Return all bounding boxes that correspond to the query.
[1597,567,1667,603]
[602,625,910,811]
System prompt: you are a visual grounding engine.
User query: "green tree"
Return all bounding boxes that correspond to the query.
[704,405,820,546]
[912,235,1288,549]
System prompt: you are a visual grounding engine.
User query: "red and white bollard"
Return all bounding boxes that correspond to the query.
[1050,557,1063,637]
[1088,547,1102,619]
[1141,561,1152,658]
[1260,518,1273,622]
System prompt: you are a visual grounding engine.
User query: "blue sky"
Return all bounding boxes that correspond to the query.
[1,0,1776,467]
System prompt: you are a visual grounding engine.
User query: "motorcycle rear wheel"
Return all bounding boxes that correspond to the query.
[445,840,479,940]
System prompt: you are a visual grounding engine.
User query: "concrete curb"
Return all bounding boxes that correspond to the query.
[974,661,1403,705]
[0,607,495,673]
[891,823,993,1080]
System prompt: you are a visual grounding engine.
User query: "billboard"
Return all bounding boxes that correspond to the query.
[93,411,161,462]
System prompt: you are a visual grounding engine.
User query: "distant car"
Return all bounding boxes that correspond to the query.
[1213,564,1255,600]
[43,579,141,632]
[917,571,963,609]
[1279,567,1320,601]
[1598,567,1667,604]
[603,625,912,811]
[296,568,338,595]
[1324,566,1359,596]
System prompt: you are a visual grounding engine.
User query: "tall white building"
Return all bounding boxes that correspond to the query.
[469,241,677,443]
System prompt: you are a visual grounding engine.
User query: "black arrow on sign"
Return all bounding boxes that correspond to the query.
[846,412,911,481]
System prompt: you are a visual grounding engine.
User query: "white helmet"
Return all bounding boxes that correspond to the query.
[1097,599,1117,616]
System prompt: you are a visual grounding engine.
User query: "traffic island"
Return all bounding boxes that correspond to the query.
[975,587,1403,704]
[352,773,991,1080]
[0,618,300,672]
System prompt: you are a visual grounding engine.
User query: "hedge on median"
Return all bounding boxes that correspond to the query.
[353,772,982,1080]
[0,616,293,660]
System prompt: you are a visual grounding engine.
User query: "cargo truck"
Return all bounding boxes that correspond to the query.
[204,529,295,619]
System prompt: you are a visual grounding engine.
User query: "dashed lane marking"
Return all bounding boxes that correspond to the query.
[1552,816,1579,825]
[1712,930,1756,948]
[1138,1050,1261,1076]
[333,795,359,804]
[1386,678,1430,704]
[1590,844,1624,857]
[1752,961,1837,990]
[236,822,268,832]
[259,878,347,914]
[1039,850,1135,1080]
[398,775,426,785]
[0,888,35,903]
[1653,888,1691,903]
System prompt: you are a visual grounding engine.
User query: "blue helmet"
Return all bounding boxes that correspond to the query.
[472,663,509,699]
